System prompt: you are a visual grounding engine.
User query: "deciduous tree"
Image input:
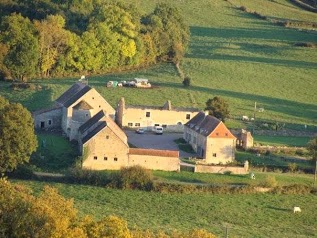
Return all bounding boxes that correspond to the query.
[0,13,39,81]
[0,97,38,175]
[0,180,86,237]
[205,96,230,122]
[142,3,190,63]
[34,15,71,77]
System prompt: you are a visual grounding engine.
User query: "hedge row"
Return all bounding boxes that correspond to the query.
[8,165,317,195]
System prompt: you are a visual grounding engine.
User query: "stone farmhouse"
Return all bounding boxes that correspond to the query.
[33,82,115,141]
[33,82,179,171]
[116,97,200,132]
[184,112,237,164]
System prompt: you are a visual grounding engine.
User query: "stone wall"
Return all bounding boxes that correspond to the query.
[195,164,248,174]
[129,148,180,171]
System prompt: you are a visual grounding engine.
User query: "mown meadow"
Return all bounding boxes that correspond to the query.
[14,179,317,238]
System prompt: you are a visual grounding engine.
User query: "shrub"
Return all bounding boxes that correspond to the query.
[253,11,267,20]
[295,149,305,156]
[66,168,111,186]
[185,229,218,238]
[110,166,154,191]
[182,76,191,87]
[272,184,312,194]
[223,171,232,175]
[7,164,34,179]
[239,6,247,11]
[259,175,278,188]
[154,182,197,194]
[288,163,298,173]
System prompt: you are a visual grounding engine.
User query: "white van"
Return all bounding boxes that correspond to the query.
[153,126,163,135]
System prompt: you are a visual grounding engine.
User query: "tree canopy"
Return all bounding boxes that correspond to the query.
[205,96,230,122]
[0,13,39,81]
[0,1,190,80]
[0,96,38,175]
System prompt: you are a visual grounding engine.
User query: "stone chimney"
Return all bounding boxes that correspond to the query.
[163,100,172,110]
[115,97,125,127]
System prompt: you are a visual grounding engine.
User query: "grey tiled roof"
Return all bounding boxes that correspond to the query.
[185,111,221,136]
[79,110,106,134]
[82,121,107,144]
[56,83,91,107]
[80,110,128,146]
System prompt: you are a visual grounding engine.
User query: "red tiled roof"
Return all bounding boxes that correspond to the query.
[129,148,179,158]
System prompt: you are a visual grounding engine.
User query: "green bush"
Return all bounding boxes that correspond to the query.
[288,163,298,173]
[66,168,111,186]
[110,166,154,191]
[182,76,191,87]
[259,175,278,188]
[8,164,35,179]
[295,149,304,156]
[154,182,198,194]
[223,171,232,175]
[272,184,313,195]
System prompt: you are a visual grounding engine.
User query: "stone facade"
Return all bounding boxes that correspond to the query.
[184,112,236,164]
[129,148,179,171]
[58,86,115,140]
[236,129,254,149]
[33,107,62,130]
[33,82,115,141]
[116,97,199,132]
[81,125,129,170]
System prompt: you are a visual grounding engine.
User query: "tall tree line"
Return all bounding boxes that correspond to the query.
[0,1,190,81]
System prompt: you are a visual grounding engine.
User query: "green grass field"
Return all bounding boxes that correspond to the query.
[254,135,311,146]
[13,179,317,238]
[31,133,79,172]
[153,170,315,186]
[0,0,316,129]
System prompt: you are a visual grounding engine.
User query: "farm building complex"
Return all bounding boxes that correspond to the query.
[33,82,179,171]
[33,82,247,172]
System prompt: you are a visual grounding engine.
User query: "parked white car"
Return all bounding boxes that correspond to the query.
[153,126,163,135]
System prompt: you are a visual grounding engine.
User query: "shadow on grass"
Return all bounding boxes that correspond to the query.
[267,206,292,212]
[156,81,317,122]
[187,26,317,69]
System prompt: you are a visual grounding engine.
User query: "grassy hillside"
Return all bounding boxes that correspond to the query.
[15,179,317,238]
[0,0,316,128]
